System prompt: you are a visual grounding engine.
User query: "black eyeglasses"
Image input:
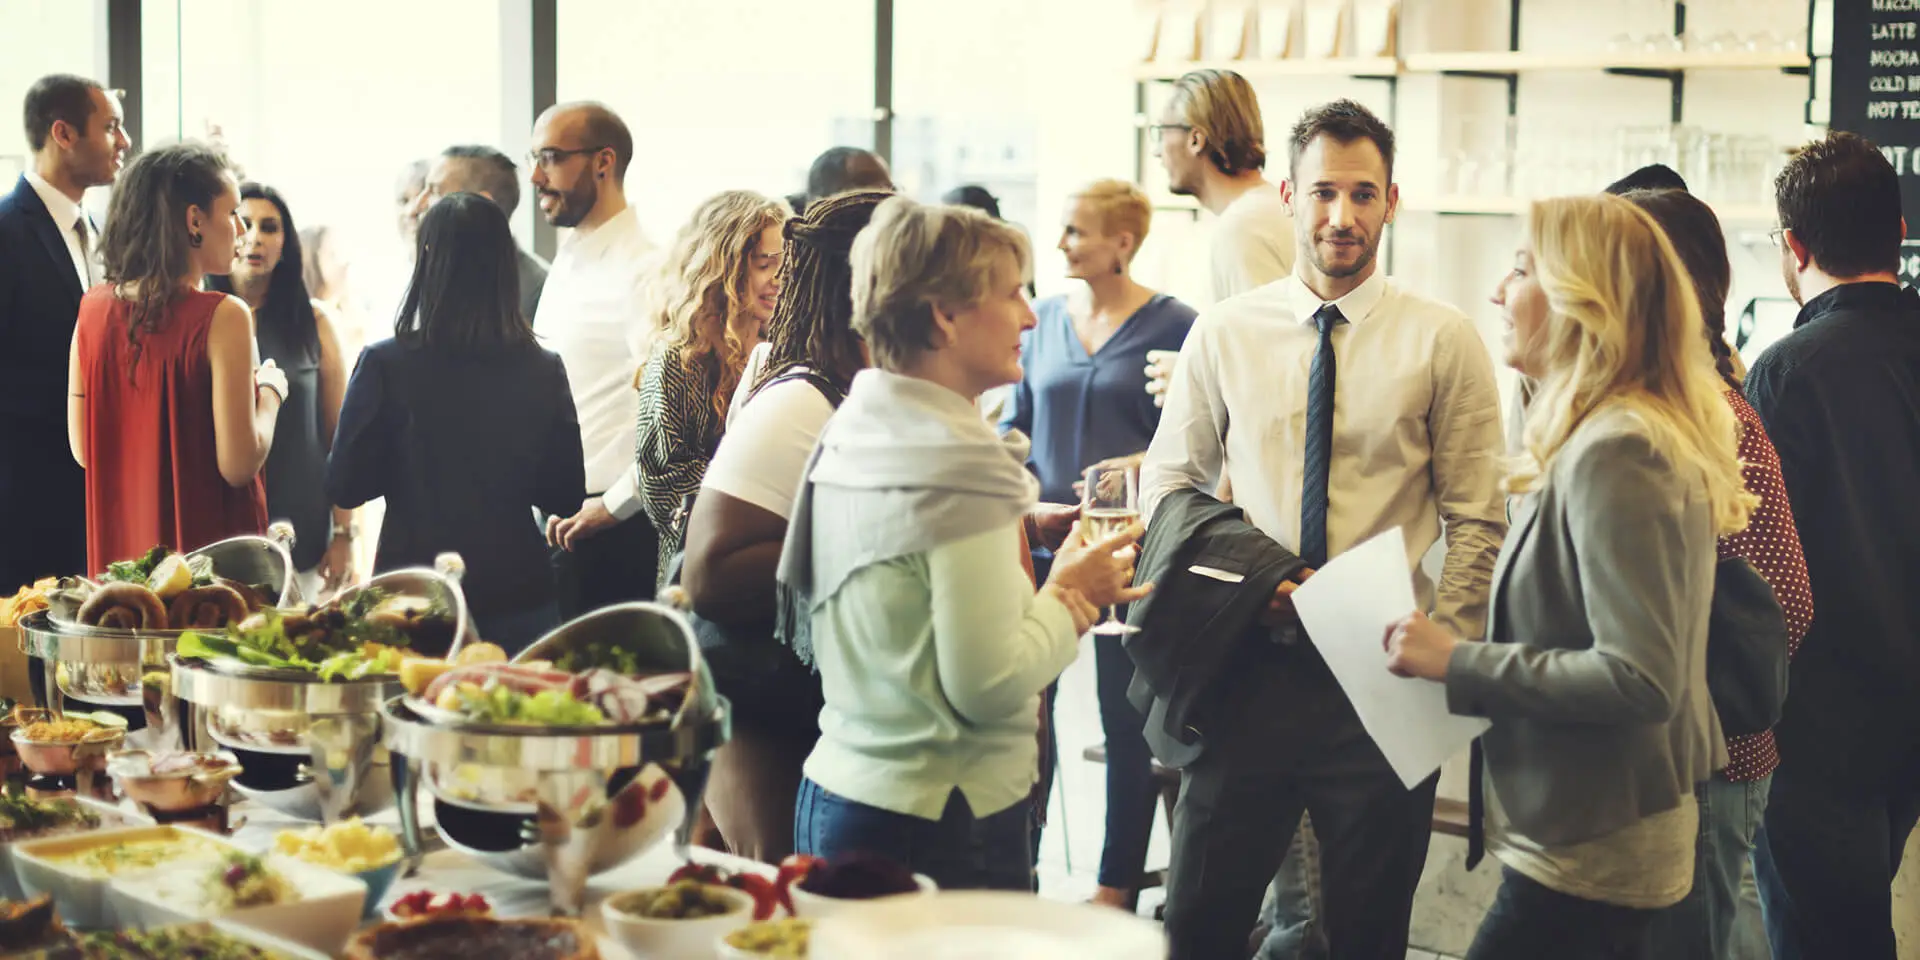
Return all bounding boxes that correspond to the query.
[527,146,605,170]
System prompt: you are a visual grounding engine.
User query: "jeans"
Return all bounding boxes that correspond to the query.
[1645,775,1773,960]
[1751,730,1920,960]
[1468,867,1662,960]
[794,778,1033,891]
[1255,818,1327,960]
[474,602,561,657]
[1089,629,1158,890]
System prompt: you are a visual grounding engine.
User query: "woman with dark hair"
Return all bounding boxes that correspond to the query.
[677,189,887,863]
[207,184,355,599]
[67,141,280,571]
[1625,189,1812,960]
[324,193,584,652]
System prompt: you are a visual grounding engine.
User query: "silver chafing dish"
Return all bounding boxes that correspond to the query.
[169,554,474,823]
[383,602,729,916]
[18,526,300,749]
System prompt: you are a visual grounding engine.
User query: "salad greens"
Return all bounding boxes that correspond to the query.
[453,683,605,726]
[102,544,213,587]
[179,606,414,680]
[554,638,641,676]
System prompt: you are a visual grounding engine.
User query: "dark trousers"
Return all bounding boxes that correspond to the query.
[795,779,1032,891]
[1467,867,1661,960]
[549,510,658,619]
[1752,697,1920,960]
[1163,639,1436,960]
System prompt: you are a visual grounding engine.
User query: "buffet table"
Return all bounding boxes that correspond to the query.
[229,802,768,959]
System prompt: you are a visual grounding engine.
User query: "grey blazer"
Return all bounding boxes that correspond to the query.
[1446,407,1726,848]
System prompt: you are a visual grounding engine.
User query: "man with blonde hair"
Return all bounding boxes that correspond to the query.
[1152,68,1294,304]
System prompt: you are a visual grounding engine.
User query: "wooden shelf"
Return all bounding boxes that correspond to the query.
[1403,49,1809,74]
[1134,57,1400,81]
[1404,195,1776,222]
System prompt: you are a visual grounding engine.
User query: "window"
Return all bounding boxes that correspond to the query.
[143,0,506,345]
[1,4,103,182]
[558,0,875,238]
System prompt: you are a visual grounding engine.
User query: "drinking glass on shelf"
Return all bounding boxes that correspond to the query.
[1082,463,1141,636]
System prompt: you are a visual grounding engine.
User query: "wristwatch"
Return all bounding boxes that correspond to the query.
[330,520,359,540]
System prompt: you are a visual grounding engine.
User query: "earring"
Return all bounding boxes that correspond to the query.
[189,231,203,248]
[1113,260,1123,275]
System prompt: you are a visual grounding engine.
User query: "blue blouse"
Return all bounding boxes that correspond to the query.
[1002,293,1197,504]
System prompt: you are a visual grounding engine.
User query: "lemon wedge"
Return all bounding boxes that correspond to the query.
[146,554,193,599]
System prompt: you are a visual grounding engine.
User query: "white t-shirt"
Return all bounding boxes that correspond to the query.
[1209,181,1295,304]
[703,365,836,520]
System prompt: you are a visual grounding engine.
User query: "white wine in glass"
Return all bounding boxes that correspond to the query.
[1082,463,1141,636]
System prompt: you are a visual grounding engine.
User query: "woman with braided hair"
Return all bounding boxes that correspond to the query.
[678,188,890,863]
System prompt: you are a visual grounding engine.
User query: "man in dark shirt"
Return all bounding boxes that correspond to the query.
[414,145,548,322]
[1745,131,1920,960]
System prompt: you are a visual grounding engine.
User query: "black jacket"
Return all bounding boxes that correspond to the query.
[0,175,89,588]
[1123,487,1305,767]
[1745,281,1920,735]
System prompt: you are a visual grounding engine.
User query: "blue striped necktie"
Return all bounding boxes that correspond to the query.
[1300,303,1344,569]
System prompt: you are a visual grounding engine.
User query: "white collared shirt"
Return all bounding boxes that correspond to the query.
[1141,269,1508,639]
[531,205,658,517]
[24,171,95,291]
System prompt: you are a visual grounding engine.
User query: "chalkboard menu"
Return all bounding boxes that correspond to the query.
[1831,0,1920,281]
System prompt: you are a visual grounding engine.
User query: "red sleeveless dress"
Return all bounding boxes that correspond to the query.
[75,288,267,573]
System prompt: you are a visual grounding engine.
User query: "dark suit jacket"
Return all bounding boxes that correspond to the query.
[1123,487,1305,767]
[0,175,89,588]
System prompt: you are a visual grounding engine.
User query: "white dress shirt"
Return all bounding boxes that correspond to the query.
[1208,181,1295,304]
[531,205,657,518]
[24,172,95,291]
[1141,269,1508,639]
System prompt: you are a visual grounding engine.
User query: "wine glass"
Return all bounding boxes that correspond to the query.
[1082,463,1141,636]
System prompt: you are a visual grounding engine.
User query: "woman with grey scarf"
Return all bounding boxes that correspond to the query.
[778,196,1150,889]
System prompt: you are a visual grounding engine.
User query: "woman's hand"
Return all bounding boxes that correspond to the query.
[1041,583,1099,636]
[1383,611,1459,681]
[1046,520,1154,610]
[1028,503,1080,551]
[317,532,356,598]
[254,359,288,409]
[1143,350,1179,408]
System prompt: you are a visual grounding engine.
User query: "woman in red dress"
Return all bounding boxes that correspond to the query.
[66,141,284,572]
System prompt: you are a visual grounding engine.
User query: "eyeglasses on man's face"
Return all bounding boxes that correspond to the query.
[527,146,604,170]
[1767,226,1785,249]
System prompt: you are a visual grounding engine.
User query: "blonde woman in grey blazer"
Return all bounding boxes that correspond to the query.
[1383,194,1755,960]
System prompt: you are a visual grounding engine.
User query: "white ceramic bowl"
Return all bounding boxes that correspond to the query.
[601,882,757,956]
[0,796,150,901]
[12,823,227,929]
[106,851,367,955]
[788,873,937,919]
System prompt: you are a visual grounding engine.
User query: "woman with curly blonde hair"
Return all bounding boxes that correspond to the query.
[635,190,789,588]
[1382,193,1754,959]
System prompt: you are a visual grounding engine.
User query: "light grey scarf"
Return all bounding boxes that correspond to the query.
[776,368,1037,664]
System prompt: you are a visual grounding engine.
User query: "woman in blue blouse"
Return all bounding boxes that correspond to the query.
[1002,178,1195,909]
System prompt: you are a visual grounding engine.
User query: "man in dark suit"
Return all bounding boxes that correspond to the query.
[0,74,129,589]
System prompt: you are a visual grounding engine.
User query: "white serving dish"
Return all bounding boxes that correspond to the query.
[12,823,229,929]
[0,795,150,900]
[601,882,757,957]
[108,850,367,955]
[809,891,1166,959]
[788,873,937,919]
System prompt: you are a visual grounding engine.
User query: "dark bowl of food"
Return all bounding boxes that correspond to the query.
[785,854,935,918]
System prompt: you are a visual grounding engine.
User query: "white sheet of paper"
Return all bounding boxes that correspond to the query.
[1291,527,1490,789]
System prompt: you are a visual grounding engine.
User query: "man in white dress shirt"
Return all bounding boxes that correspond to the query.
[0,74,126,591]
[529,101,662,616]
[1142,100,1507,960]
